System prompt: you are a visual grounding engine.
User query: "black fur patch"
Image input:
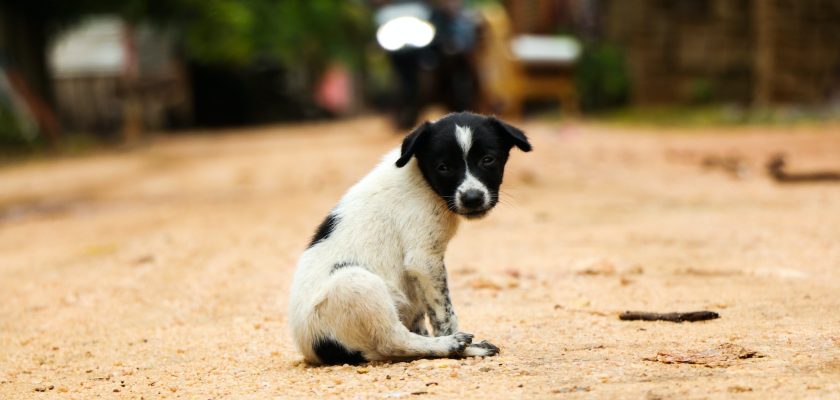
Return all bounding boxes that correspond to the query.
[308,214,339,248]
[313,338,366,365]
[330,261,355,274]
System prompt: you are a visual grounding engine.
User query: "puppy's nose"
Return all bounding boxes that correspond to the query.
[460,189,485,209]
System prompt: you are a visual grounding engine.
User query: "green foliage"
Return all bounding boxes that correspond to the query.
[575,43,631,112]
[178,0,255,64]
[0,105,21,145]
[599,104,840,128]
[465,0,501,6]
[3,0,373,67]
[242,0,372,68]
[141,0,373,68]
[0,103,40,153]
[687,78,715,105]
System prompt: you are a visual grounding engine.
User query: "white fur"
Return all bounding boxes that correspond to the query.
[455,124,473,155]
[288,149,496,363]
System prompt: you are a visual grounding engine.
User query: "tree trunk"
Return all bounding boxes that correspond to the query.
[0,5,54,109]
[0,4,61,141]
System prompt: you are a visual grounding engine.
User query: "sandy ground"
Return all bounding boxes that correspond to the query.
[1,117,839,399]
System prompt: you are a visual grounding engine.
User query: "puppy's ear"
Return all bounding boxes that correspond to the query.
[489,117,532,152]
[395,121,431,168]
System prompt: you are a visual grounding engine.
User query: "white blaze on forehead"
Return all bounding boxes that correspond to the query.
[454,125,473,156]
[453,124,490,210]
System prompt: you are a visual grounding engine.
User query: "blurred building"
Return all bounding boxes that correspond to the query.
[498,0,840,106]
[49,17,191,137]
[599,0,840,105]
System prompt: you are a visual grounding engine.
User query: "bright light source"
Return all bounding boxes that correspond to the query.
[376,16,435,51]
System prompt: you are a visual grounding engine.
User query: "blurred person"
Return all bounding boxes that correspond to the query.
[373,0,480,129]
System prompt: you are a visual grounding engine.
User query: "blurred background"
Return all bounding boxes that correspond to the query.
[1,0,840,154]
[2,3,840,396]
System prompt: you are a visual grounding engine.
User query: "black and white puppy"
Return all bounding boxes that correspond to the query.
[288,112,531,364]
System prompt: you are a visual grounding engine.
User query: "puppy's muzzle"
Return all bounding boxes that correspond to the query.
[456,189,490,218]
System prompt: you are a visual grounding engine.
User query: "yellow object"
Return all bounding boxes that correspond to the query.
[478,5,579,118]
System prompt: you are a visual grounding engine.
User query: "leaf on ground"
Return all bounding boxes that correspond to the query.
[643,343,764,367]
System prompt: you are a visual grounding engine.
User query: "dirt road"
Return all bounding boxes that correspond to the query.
[1,117,839,399]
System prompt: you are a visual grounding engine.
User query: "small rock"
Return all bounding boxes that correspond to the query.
[479,366,491,372]
[728,385,753,393]
[431,359,458,368]
[570,298,591,308]
[133,254,155,265]
[625,265,644,275]
[552,386,590,393]
[576,259,615,276]
[468,276,518,290]
[468,277,503,291]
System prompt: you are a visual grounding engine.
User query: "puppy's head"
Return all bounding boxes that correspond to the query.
[395,112,531,219]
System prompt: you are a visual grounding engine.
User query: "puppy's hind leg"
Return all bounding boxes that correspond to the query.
[407,311,429,336]
[314,268,473,363]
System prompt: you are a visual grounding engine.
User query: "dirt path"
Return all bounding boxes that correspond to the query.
[1,117,839,399]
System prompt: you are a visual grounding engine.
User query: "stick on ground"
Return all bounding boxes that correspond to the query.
[767,154,840,183]
[619,311,719,323]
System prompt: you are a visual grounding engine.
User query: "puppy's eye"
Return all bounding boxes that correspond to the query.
[436,163,450,173]
[480,155,496,166]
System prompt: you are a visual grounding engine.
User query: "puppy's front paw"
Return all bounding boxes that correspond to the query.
[448,332,474,353]
[464,340,500,357]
